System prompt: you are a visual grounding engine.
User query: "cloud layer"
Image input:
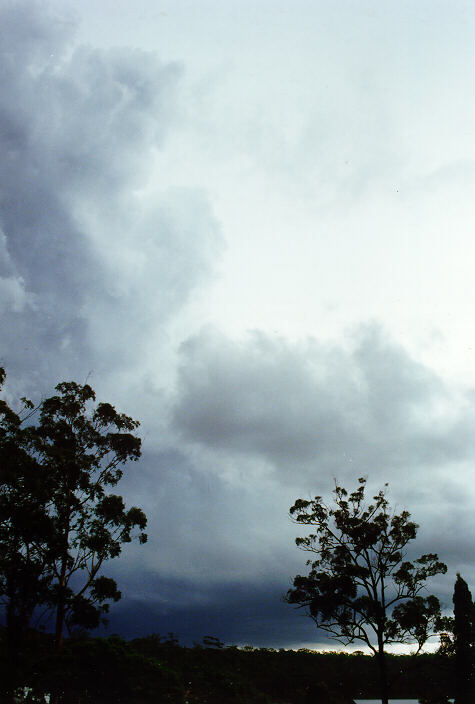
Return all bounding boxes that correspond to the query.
[172,325,475,486]
[1,1,473,649]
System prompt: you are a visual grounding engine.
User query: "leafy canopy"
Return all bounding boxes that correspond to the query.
[286,478,447,654]
[0,370,148,649]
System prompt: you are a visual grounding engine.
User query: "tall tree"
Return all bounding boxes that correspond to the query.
[285,478,447,704]
[0,369,56,700]
[0,372,148,651]
[453,573,474,704]
[33,380,147,649]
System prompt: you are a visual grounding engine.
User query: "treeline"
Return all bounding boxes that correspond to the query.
[0,628,456,703]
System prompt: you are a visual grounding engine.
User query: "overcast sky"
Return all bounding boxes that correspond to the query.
[1,0,474,650]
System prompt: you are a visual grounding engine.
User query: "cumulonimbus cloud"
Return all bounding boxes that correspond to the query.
[0,1,223,392]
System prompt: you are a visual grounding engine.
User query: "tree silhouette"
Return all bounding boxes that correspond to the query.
[0,370,148,653]
[285,478,447,704]
[453,573,474,704]
[0,369,56,699]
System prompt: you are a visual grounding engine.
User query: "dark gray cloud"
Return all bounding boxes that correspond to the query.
[168,323,474,624]
[172,324,475,482]
[99,577,320,648]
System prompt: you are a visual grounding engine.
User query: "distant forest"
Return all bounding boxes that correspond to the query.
[0,628,457,703]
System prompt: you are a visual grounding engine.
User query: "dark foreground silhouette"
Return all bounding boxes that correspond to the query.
[0,628,455,703]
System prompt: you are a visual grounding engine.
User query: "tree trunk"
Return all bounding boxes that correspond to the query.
[376,637,389,704]
[55,583,65,650]
[55,548,68,650]
[4,560,37,702]
[55,497,71,651]
[5,597,20,704]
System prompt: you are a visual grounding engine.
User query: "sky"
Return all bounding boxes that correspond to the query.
[1,0,474,650]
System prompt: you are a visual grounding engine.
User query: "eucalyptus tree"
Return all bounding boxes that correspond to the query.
[32,380,148,648]
[0,370,148,651]
[285,478,447,704]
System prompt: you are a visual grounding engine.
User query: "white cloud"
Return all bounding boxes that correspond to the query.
[0,275,32,313]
